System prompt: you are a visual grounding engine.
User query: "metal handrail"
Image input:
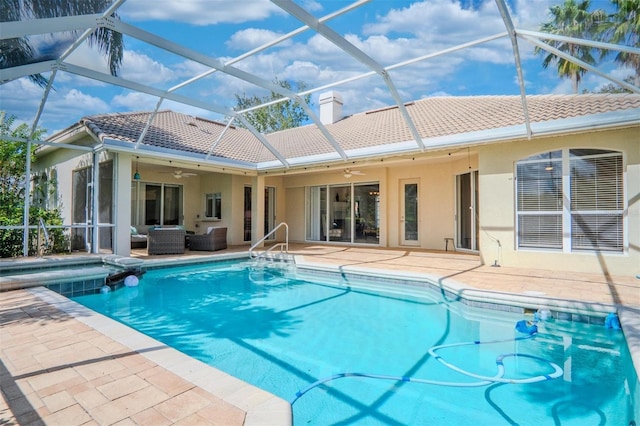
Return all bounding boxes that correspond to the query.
[249,222,288,259]
[37,217,50,257]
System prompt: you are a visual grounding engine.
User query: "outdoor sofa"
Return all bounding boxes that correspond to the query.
[147,227,186,255]
[189,227,227,251]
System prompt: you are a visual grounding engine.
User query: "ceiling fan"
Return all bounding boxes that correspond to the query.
[342,168,365,178]
[161,168,197,179]
[171,169,197,179]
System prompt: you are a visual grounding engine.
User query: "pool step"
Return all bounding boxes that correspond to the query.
[0,266,111,293]
[252,251,295,263]
[0,255,145,296]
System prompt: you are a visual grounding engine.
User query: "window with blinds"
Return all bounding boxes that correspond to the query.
[516,149,624,252]
[570,150,623,251]
[516,151,562,249]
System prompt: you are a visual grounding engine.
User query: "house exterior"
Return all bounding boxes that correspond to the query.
[35,93,640,277]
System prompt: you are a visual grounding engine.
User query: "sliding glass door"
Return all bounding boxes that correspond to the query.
[307,183,379,244]
[131,182,183,229]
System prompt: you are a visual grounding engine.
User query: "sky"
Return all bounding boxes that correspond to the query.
[0,0,632,136]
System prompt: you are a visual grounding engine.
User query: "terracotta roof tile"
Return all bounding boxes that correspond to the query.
[82,94,640,166]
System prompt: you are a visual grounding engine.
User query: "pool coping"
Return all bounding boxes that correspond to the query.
[293,257,620,317]
[27,286,292,426]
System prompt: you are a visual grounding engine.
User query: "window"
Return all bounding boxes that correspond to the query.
[516,151,562,249]
[204,192,222,219]
[570,149,623,251]
[516,149,623,252]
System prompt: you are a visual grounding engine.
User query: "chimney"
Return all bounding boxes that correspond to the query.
[319,91,343,125]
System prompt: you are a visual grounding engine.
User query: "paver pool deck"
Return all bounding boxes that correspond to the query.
[1,244,639,425]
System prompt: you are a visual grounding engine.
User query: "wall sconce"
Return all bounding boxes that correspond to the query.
[133,157,141,180]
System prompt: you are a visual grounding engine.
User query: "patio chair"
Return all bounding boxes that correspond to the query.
[189,227,227,251]
[130,226,147,249]
[148,228,186,255]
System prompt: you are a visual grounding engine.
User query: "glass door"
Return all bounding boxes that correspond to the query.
[140,183,183,227]
[329,186,350,242]
[401,179,419,245]
[72,167,92,251]
[456,171,478,251]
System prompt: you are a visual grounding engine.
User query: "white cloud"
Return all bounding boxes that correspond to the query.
[120,0,283,25]
[0,78,111,135]
[0,79,50,124]
[226,28,289,51]
[111,92,159,110]
[53,88,110,112]
[300,0,323,13]
[511,0,557,30]
[120,51,177,86]
[364,0,502,43]
[549,78,574,94]
[65,42,111,74]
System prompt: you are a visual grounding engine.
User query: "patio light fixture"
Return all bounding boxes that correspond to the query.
[134,157,141,180]
[544,152,554,171]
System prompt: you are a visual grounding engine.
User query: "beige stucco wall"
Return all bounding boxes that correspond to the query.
[386,157,474,249]
[285,186,306,242]
[478,127,639,276]
[281,155,475,250]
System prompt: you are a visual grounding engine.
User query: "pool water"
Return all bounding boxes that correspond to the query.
[73,260,637,425]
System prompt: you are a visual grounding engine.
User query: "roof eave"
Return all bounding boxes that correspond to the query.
[102,138,258,172]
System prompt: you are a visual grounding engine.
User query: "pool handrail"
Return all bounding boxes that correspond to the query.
[249,222,289,260]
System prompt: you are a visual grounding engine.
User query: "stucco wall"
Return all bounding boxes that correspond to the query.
[284,186,306,242]
[478,127,639,276]
[281,155,475,251]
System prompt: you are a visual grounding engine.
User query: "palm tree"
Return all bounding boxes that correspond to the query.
[0,0,123,87]
[598,0,640,86]
[535,0,605,93]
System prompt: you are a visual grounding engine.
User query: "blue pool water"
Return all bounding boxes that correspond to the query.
[72,260,637,425]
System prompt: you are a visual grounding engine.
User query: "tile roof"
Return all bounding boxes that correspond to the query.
[82,94,640,167]
[83,110,267,163]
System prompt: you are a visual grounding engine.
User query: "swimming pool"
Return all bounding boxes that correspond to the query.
[72,260,637,425]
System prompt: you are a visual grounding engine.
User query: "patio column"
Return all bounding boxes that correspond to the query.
[22,139,32,257]
[251,175,265,246]
[91,151,100,253]
[114,153,133,256]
